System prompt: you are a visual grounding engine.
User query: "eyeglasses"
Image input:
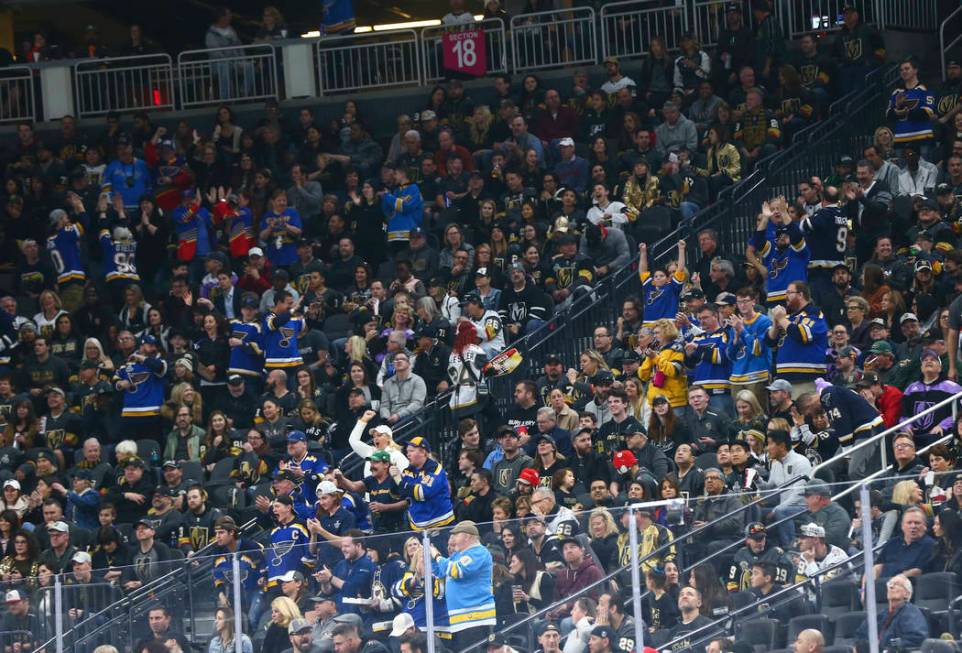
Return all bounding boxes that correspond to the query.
[846,306,862,311]
[893,442,914,450]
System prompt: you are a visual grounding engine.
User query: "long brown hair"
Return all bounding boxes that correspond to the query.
[648,403,678,445]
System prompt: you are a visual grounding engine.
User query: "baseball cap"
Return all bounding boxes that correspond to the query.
[5,590,24,604]
[288,618,312,634]
[899,313,919,324]
[369,424,394,439]
[746,522,766,540]
[558,137,575,147]
[856,371,881,388]
[682,288,705,300]
[227,374,244,386]
[48,386,66,398]
[47,521,69,533]
[725,2,740,11]
[410,226,426,238]
[915,258,933,272]
[869,340,894,355]
[274,470,297,483]
[937,182,954,195]
[139,333,158,347]
[287,430,307,443]
[248,247,264,258]
[837,345,857,358]
[462,292,483,306]
[517,468,540,486]
[766,379,792,392]
[390,612,415,637]
[509,261,526,273]
[715,292,737,306]
[215,516,239,531]
[124,456,146,469]
[451,521,480,537]
[241,293,260,309]
[162,460,180,469]
[921,348,942,362]
[333,613,363,626]
[154,485,177,498]
[72,551,92,565]
[544,353,563,364]
[474,267,489,277]
[591,625,613,640]
[837,155,855,166]
[405,436,431,452]
[651,394,670,405]
[799,523,826,539]
[3,480,20,491]
[278,570,306,583]
[613,450,638,474]
[133,518,155,530]
[919,196,940,211]
[317,480,339,496]
[870,318,888,329]
[368,450,392,463]
[592,370,615,385]
[803,480,831,497]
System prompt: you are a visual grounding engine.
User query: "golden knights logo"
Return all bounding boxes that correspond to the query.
[190,525,211,550]
[845,37,863,62]
[799,64,818,87]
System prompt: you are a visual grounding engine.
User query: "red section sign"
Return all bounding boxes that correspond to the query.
[442,29,487,77]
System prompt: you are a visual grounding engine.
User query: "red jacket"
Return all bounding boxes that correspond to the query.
[876,384,904,428]
[550,556,603,618]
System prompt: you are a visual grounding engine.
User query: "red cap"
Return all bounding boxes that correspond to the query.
[517,468,540,486]
[613,450,638,474]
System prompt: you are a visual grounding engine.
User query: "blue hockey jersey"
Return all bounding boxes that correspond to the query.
[113,355,167,417]
[100,229,140,282]
[753,222,810,305]
[766,303,829,382]
[47,224,86,285]
[801,205,848,271]
[212,538,265,596]
[382,183,424,242]
[640,270,686,328]
[262,312,305,369]
[267,518,309,585]
[888,84,936,143]
[686,327,733,393]
[392,570,450,632]
[728,312,773,385]
[262,208,303,267]
[397,457,454,530]
[433,543,496,633]
[228,319,263,378]
[819,383,883,446]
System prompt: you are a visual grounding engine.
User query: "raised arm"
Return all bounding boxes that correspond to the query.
[638,242,648,276]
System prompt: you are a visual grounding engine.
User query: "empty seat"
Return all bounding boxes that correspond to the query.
[736,618,780,653]
[787,615,831,644]
[135,439,160,465]
[179,460,204,485]
[821,578,861,616]
[914,572,959,613]
[830,611,865,647]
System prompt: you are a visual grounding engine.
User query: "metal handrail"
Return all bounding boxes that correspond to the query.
[53,517,260,646]
[942,5,962,81]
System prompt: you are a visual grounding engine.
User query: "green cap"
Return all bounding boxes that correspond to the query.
[368,450,392,463]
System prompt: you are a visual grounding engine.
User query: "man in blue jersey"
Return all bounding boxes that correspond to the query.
[113,333,167,442]
[752,201,810,307]
[392,436,454,532]
[796,384,883,480]
[102,139,151,210]
[429,520,495,651]
[267,494,309,592]
[766,281,829,399]
[228,293,264,394]
[685,303,734,417]
[47,208,86,312]
[727,287,772,408]
[800,187,848,303]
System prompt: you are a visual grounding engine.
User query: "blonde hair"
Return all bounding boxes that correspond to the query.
[654,318,680,341]
[169,382,203,424]
[346,335,369,363]
[589,508,620,538]
[734,390,764,420]
[83,337,114,369]
[891,480,920,506]
[270,596,301,627]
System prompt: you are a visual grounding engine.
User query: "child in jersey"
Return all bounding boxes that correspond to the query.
[638,240,688,329]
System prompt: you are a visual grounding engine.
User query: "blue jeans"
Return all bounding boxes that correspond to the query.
[680,201,701,222]
[769,501,807,548]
